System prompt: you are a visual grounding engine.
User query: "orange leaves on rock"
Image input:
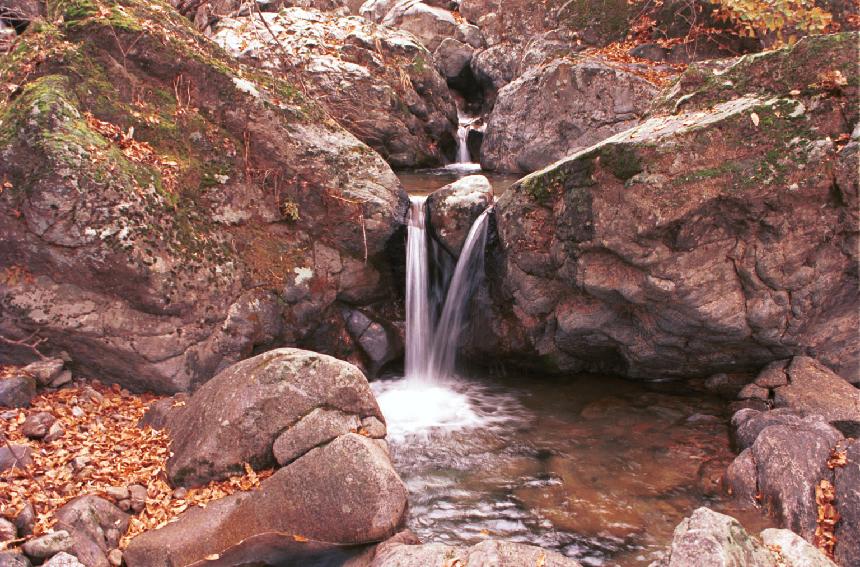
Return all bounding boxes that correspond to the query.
[292,534,309,542]
[814,479,839,560]
[827,449,848,469]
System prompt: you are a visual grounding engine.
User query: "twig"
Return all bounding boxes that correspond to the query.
[0,432,43,490]
[0,331,47,360]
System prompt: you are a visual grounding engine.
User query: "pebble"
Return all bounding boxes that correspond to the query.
[21,530,73,559]
[104,486,130,502]
[128,485,147,513]
[108,549,123,567]
[21,412,56,439]
[70,407,85,418]
[43,421,65,443]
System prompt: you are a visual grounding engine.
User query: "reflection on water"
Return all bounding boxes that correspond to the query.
[397,167,521,196]
[372,373,772,567]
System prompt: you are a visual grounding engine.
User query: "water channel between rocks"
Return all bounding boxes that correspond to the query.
[371,169,774,567]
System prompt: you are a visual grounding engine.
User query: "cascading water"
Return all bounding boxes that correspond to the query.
[374,195,493,440]
[456,116,472,163]
[403,197,490,382]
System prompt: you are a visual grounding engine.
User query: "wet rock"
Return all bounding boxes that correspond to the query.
[426,175,493,256]
[21,412,56,439]
[0,376,36,408]
[55,496,129,567]
[759,529,837,567]
[21,530,74,560]
[22,359,64,387]
[434,37,473,80]
[214,7,457,168]
[481,57,657,173]
[41,553,84,567]
[273,407,361,465]
[167,348,384,486]
[0,445,32,472]
[725,448,757,504]
[0,518,15,542]
[704,373,752,400]
[343,309,400,374]
[475,33,859,380]
[772,356,860,437]
[656,507,775,567]
[0,552,31,567]
[834,439,860,566]
[125,434,407,567]
[752,423,842,540]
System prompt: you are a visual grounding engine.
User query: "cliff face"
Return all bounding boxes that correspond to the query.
[0,0,409,393]
[470,33,859,383]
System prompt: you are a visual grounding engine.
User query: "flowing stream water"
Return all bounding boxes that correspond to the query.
[373,172,773,566]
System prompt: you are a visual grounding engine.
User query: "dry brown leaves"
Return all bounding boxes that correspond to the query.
[814,478,839,559]
[84,112,179,199]
[0,381,272,551]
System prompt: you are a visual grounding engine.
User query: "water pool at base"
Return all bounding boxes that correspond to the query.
[372,372,773,567]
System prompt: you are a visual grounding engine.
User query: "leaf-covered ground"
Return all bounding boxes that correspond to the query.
[0,374,273,550]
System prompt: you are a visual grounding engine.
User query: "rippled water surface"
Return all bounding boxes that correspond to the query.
[372,373,773,566]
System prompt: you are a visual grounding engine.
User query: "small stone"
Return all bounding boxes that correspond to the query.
[43,421,65,443]
[42,552,84,567]
[128,485,147,513]
[22,359,64,387]
[21,530,74,559]
[21,412,56,439]
[49,370,73,389]
[107,549,123,567]
[0,376,36,408]
[117,499,132,513]
[81,387,103,404]
[70,456,90,472]
[171,487,188,500]
[0,551,32,567]
[15,502,35,537]
[0,518,16,542]
[0,445,32,472]
[15,502,36,537]
[70,406,84,418]
[738,382,770,401]
[104,486,130,502]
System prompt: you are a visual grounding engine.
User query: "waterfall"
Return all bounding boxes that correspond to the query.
[404,196,490,381]
[405,197,433,379]
[456,119,471,163]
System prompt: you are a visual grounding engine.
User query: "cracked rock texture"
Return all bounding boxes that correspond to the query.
[469,34,859,383]
[0,0,408,393]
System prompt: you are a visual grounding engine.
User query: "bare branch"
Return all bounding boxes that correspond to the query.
[0,330,48,360]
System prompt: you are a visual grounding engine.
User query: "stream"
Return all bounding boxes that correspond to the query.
[372,169,774,566]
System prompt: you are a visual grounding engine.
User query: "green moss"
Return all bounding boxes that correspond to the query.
[411,54,427,74]
[599,145,641,181]
[557,0,630,43]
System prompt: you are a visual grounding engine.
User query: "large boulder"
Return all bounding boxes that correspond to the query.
[0,375,35,408]
[472,33,859,381]
[212,8,458,168]
[167,348,385,486]
[654,507,776,567]
[481,57,657,173]
[125,433,408,566]
[0,0,409,393]
[370,535,583,566]
[426,175,493,256]
[770,357,860,435]
[361,0,458,52]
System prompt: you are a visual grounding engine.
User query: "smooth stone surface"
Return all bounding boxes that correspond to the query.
[760,528,837,567]
[426,175,493,256]
[272,407,361,465]
[0,376,36,408]
[55,495,130,567]
[21,530,74,560]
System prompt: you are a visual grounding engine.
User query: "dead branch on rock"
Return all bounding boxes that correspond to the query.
[0,330,47,360]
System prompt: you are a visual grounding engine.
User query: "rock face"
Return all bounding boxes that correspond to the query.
[0,0,409,393]
[759,529,837,567]
[125,434,408,567]
[426,175,493,256]
[167,348,385,486]
[726,406,859,557]
[481,58,657,173]
[768,357,860,436]
[212,8,458,168]
[473,34,859,382]
[361,0,459,51]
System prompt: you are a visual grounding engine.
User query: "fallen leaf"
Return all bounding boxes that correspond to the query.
[750,112,760,127]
